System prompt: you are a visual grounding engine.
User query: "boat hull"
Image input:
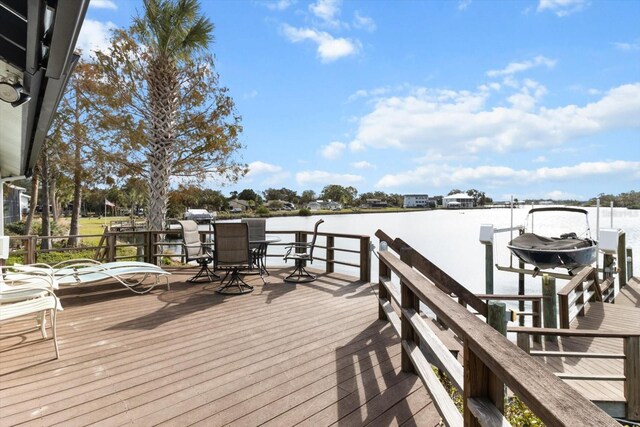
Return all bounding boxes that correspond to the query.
[507,233,598,270]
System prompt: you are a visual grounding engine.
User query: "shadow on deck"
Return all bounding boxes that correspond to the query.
[0,267,441,426]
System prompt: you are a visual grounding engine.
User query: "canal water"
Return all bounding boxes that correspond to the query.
[262,206,640,296]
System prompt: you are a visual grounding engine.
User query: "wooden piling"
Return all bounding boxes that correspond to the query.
[519,259,525,326]
[485,243,494,294]
[488,301,507,336]
[618,231,627,288]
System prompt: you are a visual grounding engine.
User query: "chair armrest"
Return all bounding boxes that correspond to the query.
[283,242,312,259]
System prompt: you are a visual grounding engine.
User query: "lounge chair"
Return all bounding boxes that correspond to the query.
[11,260,171,294]
[0,267,61,358]
[283,219,324,283]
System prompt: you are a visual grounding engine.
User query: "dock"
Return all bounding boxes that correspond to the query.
[0,268,441,426]
[1,226,630,426]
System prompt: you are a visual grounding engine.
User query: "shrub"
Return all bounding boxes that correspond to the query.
[255,206,270,217]
[298,208,311,216]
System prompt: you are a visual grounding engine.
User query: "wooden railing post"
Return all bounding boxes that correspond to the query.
[400,247,418,373]
[107,233,116,262]
[24,236,36,264]
[542,275,557,343]
[325,235,334,274]
[618,231,627,288]
[463,341,505,426]
[517,332,531,354]
[378,240,390,321]
[624,336,640,421]
[296,232,306,254]
[518,258,525,326]
[360,236,370,282]
[627,247,634,284]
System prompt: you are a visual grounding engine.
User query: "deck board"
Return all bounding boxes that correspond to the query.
[0,267,440,426]
[532,300,640,415]
[616,276,640,307]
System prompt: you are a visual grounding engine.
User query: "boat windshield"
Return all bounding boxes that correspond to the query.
[524,208,592,239]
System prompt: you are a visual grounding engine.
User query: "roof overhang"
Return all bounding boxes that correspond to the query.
[0,0,89,179]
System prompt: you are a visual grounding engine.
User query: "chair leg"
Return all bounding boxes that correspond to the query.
[284,260,317,283]
[188,261,220,283]
[216,268,253,294]
[51,309,59,359]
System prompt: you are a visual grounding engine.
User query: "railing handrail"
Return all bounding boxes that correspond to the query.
[378,244,617,426]
[509,326,640,338]
[376,229,488,317]
[558,266,602,328]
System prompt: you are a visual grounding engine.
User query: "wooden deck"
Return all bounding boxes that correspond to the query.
[0,267,441,426]
[617,276,640,307]
[531,300,640,418]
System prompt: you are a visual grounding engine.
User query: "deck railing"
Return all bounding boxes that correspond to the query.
[558,266,615,328]
[375,229,618,427]
[5,228,371,282]
[511,327,640,421]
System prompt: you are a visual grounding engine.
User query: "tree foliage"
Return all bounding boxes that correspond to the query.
[92,0,245,229]
[320,185,358,206]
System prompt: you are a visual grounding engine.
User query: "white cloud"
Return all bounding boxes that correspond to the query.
[351,161,374,169]
[487,55,556,77]
[243,90,259,99]
[246,161,283,176]
[544,190,582,200]
[376,161,640,189]
[537,0,588,17]
[265,0,296,11]
[507,79,548,111]
[348,83,640,155]
[614,40,640,51]
[353,12,376,32]
[281,24,360,62]
[310,0,342,25]
[458,0,472,11]
[245,161,290,186]
[90,0,117,10]
[297,170,364,186]
[320,141,346,159]
[533,156,547,163]
[77,19,117,58]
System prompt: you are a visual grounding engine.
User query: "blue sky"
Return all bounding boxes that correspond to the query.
[80,0,639,201]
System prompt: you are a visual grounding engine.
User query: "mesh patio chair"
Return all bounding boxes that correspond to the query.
[241,218,268,280]
[177,220,219,283]
[283,219,324,283]
[214,222,254,294]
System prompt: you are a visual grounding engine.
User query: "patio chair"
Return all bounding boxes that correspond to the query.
[241,218,267,278]
[0,267,61,358]
[177,220,219,283]
[283,219,324,283]
[214,222,253,294]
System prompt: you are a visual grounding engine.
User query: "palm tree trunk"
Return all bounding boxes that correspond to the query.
[146,58,179,231]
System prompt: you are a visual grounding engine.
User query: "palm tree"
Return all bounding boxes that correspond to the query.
[134,0,213,230]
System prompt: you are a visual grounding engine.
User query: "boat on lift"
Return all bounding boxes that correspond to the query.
[507,207,598,273]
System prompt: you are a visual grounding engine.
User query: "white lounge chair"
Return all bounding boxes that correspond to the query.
[11,259,171,294]
[0,267,61,358]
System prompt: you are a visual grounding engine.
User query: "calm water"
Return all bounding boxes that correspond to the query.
[264,206,640,295]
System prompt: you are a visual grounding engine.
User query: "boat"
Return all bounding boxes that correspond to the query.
[507,207,598,272]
